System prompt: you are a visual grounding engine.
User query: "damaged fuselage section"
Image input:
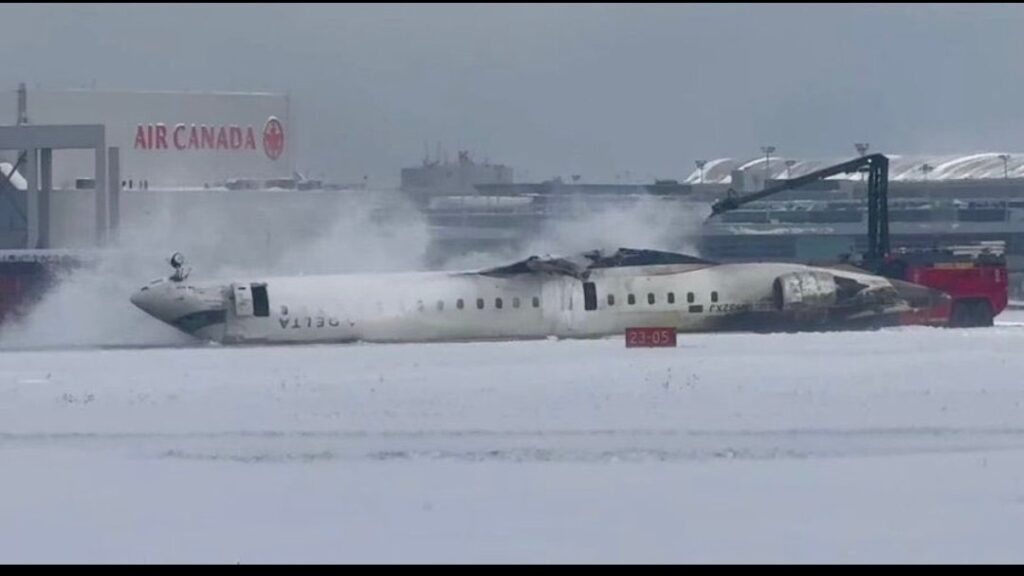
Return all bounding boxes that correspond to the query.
[130,248,952,345]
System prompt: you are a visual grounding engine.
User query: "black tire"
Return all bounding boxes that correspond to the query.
[972,300,994,327]
[950,301,972,328]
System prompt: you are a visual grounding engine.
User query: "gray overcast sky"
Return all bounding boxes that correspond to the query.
[4,3,1024,185]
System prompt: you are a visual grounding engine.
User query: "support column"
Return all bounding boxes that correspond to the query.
[94,144,107,246]
[108,147,120,243]
[25,148,38,249]
[39,148,52,249]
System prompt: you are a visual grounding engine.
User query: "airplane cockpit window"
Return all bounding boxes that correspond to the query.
[476,298,485,310]
[251,283,269,317]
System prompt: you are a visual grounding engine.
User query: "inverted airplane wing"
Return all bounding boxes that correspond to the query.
[476,247,714,279]
[477,254,590,279]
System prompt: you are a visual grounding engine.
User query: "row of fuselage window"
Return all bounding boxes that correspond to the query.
[413,291,720,312]
[424,296,540,312]
[609,291,719,307]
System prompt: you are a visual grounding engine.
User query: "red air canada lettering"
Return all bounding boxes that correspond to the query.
[134,122,268,153]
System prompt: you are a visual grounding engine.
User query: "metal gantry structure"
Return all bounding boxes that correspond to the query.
[0,124,120,248]
[708,153,891,264]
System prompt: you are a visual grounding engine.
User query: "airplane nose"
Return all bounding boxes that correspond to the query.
[130,285,164,318]
[129,280,229,338]
[130,280,184,324]
[129,287,147,308]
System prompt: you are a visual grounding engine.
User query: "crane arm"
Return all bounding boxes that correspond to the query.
[706,153,890,261]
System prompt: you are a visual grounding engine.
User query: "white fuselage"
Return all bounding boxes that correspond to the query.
[130,260,904,344]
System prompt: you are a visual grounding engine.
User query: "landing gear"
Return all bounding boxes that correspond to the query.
[168,252,190,283]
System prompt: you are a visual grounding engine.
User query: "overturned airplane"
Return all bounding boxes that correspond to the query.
[130,248,952,345]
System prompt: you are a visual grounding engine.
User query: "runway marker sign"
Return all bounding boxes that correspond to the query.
[625,327,677,348]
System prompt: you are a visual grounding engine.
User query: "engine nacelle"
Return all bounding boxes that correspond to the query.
[772,271,838,311]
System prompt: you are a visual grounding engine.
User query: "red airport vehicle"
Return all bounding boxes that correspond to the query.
[709,154,1008,327]
[0,250,87,326]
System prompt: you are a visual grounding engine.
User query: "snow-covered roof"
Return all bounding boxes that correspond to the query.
[685,153,1024,185]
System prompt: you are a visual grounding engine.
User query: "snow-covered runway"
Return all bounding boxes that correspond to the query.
[3,316,1024,562]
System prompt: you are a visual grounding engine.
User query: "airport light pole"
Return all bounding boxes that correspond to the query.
[695,159,707,184]
[998,154,1011,179]
[784,159,796,180]
[760,145,775,189]
[921,163,934,182]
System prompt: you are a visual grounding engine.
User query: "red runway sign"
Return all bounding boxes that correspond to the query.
[625,327,677,348]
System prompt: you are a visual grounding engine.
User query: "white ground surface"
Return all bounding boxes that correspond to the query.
[3,312,1024,563]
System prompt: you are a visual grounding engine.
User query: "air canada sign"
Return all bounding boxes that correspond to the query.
[134,116,285,161]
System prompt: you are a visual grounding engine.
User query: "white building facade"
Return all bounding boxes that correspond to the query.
[0,87,294,189]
